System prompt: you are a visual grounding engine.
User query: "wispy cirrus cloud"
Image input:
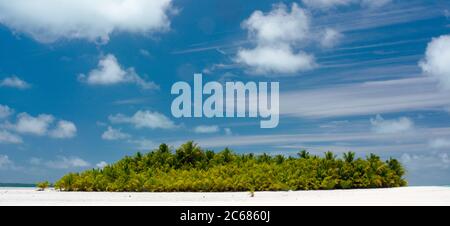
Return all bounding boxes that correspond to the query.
[302,0,392,10]
[194,125,220,134]
[429,138,450,149]
[280,77,450,118]
[174,126,450,153]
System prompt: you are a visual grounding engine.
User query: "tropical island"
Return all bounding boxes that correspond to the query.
[53,141,407,192]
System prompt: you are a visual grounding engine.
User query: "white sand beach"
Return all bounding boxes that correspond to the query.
[0,186,449,206]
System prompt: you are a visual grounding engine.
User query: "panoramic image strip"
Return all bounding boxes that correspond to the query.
[0,0,450,212]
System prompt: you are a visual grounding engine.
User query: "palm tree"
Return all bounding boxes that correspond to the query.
[37,181,50,191]
[298,150,310,159]
[325,151,336,160]
[343,152,355,163]
[158,143,170,153]
[387,158,405,177]
[176,141,204,166]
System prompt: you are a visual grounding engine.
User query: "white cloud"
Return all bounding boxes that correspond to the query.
[419,35,450,90]
[96,161,108,169]
[139,49,151,57]
[2,112,77,139]
[44,156,90,169]
[0,155,13,169]
[0,76,30,89]
[302,0,391,10]
[281,77,450,118]
[10,113,54,136]
[172,126,450,151]
[49,120,77,139]
[0,0,174,43]
[236,3,317,75]
[401,152,450,170]
[242,3,310,46]
[320,28,342,48]
[236,45,316,75]
[370,114,414,134]
[0,130,22,144]
[109,110,176,129]
[361,0,392,8]
[0,104,13,119]
[430,138,450,149]
[79,54,158,89]
[102,126,130,140]
[194,125,220,134]
[224,128,233,136]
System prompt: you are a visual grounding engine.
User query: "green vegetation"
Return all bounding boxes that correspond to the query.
[54,141,407,192]
[36,181,50,191]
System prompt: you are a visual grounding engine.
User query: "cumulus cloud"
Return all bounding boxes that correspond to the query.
[109,110,176,129]
[0,104,13,119]
[0,76,30,89]
[419,35,450,90]
[236,45,316,74]
[79,54,158,89]
[102,126,130,140]
[236,3,318,75]
[242,3,310,46]
[194,125,220,134]
[236,3,344,75]
[302,0,391,10]
[0,130,22,144]
[2,112,77,139]
[370,114,414,134]
[49,120,77,139]
[30,156,91,169]
[10,113,54,136]
[0,0,174,43]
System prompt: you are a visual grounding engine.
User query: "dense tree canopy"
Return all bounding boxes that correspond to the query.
[55,141,407,192]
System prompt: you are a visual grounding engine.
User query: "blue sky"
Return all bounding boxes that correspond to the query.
[1,0,450,185]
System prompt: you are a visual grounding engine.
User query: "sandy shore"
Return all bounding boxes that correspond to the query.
[0,186,449,206]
